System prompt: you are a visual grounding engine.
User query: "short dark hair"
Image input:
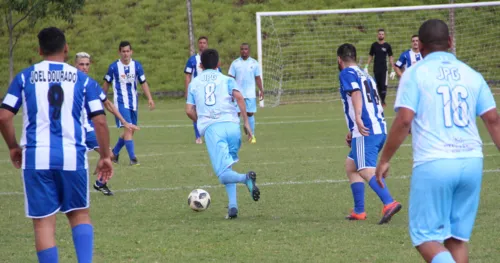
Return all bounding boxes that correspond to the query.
[198,36,208,42]
[418,19,449,51]
[241,43,250,47]
[201,49,219,69]
[119,41,132,51]
[38,27,66,56]
[337,43,357,62]
[378,28,385,32]
[411,34,419,39]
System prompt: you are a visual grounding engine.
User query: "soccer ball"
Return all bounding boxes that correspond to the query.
[188,189,211,212]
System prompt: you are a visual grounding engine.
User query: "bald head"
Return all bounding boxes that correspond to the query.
[418,19,451,56]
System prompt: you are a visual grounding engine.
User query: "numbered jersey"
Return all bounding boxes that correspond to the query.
[186,69,240,136]
[103,59,146,111]
[339,66,387,137]
[395,51,496,167]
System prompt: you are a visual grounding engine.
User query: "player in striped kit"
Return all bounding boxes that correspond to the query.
[394,35,422,78]
[337,43,402,224]
[0,27,113,263]
[102,41,155,166]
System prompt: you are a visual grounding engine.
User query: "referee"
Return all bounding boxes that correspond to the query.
[364,28,396,107]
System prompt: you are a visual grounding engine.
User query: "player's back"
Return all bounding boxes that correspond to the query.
[396,51,493,166]
[187,69,239,135]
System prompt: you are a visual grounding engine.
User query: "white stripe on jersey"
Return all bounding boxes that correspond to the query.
[34,62,50,170]
[195,54,203,78]
[117,61,129,109]
[129,61,138,110]
[61,73,77,170]
[21,89,28,168]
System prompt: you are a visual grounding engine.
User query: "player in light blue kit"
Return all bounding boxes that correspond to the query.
[376,19,500,263]
[0,27,113,263]
[185,49,260,219]
[394,35,422,79]
[228,43,264,143]
[337,43,402,224]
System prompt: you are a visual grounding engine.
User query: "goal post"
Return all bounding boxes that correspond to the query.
[256,2,500,107]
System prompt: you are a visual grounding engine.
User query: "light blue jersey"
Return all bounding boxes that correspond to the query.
[104,59,146,111]
[395,51,496,167]
[395,49,422,69]
[339,66,386,137]
[228,57,261,99]
[186,69,240,136]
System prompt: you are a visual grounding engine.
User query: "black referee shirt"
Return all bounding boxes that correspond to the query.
[369,42,393,73]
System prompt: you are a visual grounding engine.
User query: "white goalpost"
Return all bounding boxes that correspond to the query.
[256,2,500,107]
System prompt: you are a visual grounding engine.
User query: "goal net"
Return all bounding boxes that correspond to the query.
[256,2,500,107]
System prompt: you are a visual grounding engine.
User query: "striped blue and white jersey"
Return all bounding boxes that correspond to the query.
[395,51,496,167]
[82,78,108,132]
[228,57,261,99]
[186,69,240,136]
[0,61,105,170]
[104,59,146,111]
[184,53,222,79]
[339,66,387,138]
[395,49,422,69]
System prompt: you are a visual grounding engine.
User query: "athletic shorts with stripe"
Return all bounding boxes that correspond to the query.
[347,134,386,171]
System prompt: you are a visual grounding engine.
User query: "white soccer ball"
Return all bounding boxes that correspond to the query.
[188,189,211,212]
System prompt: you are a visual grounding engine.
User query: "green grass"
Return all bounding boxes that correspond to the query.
[1,93,500,262]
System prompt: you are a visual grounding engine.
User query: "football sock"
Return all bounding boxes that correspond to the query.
[124,140,136,160]
[37,246,58,263]
[350,182,365,214]
[95,179,105,187]
[225,183,238,209]
[248,115,255,135]
[368,176,394,205]
[72,224,93,263]
[193,122,200,139]
[219,170,247,184]
[431,251,455,263]
[112,137,125,156]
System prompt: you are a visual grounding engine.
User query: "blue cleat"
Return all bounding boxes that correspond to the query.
[246,171,260,201]
[225,207,238,219]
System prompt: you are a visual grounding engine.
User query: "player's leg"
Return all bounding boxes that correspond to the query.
[59,169,93,263]
[194,122,202,144]
[374,71,387,106]
[86,132,114,196]
[445,157,483,263]
[246,98,257,143]
[23,169,61,262]
[111,105,132,164]
[344,143,366,220]
[123,109,139,165]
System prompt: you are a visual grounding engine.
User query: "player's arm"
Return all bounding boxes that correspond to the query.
[234,89,252,140]
[184,74,192,99]
[103,100,139,131]
[228,61,236,78]
[365,44,375,71]
[477,78,500,149]
[136,63,154,110]
[185,82,197,121]
[0,74,23,168]
[255,62,264,100]
[350,90,369,136]
[394,53,406,78]
[102,65,114,94]
[388,44,396,79]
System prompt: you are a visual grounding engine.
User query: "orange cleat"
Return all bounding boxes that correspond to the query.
[379,201,402,224]
[345,209,367,220]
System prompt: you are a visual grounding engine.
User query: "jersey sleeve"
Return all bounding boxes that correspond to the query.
[394,69,419,113]
[254,62,261,77]
[0,72,25,114]
[184,57,194,75]
[395,52,407,69]
[476,77,496,116]
[387,44,393,57]
[85,77,106,118]
[227,77,240,96]
[369,43,375,56]
[339,70,360,94]
[186,83,195,105]
[136,62,146,84]
[103,64,114,83]
[228,61,236,76]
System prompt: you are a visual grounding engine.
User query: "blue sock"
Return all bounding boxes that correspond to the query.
[37,246,58,263]
[225,183,238,209]
[431,251,455,263]
[113,137,125,156]
[368,176,394,205]
[72,224,93,263]
[248,115,255,135]
[124,140,136,160]
[218,169,247,184]
[350,182,365,214]
[193,122,200,139]
[95,179,105,187]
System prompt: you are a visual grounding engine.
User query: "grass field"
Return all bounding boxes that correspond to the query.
[1,93,500,262]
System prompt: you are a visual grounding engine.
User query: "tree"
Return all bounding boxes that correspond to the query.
[3,0,85,82]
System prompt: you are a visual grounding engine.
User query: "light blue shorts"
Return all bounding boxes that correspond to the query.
[85,131,99,150]
[347,134,386,171]
[409,158,483,246]
[204,122,241,176]
[236,98,257,113]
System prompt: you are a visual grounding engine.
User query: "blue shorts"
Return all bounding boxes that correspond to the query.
[347,134,386,171]
[115,105,138,128]
[85,131,99,150]
[409,158,483,246]
[237,98,257,113]
[204,122,241,176]
[22,169,89,218]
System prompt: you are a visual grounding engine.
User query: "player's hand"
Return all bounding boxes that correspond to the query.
[96,157,114,183]
[355,118,370,136]
[375,161,390,188]
[389,71,396,80]
[345,132,352,148]
[259,90,264,100]
[363,67,369,74]
[148,99,155,111]
[9,146,22,169]
[243,122,253,142]
[124,123,140,132]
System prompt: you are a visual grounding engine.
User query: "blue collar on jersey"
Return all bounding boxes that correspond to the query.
[424,51,456,61]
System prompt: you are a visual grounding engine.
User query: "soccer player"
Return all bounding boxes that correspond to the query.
[75,52,139,195]
[185,49,260,219]
[102,41,155,166]
[394,35,422,78]
[228,43,264,143]
[0,27,113,263]
[337,43,402,224]
[376,19,500,263]
[364,29,396,106]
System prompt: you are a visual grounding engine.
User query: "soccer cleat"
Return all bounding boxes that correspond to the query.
[245,171,260,201]
[111,153,119,164]
[195,138,203,144]
[378,201,402,224]
[93,183,114,196]
[130,158,140,166]
[345,209,367,220]
[225,207,238,219]
[251,136,257,144]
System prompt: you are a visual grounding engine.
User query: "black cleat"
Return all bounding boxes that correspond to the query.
[93,183,114,196]
[130,158,140,166]
[111,153,119,164]
[246,171,260,201]
[225,207,238,219]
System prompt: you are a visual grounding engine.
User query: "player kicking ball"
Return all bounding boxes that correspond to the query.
[337,43,401,224]
[185,49,260,219]
[75,52,139,195]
